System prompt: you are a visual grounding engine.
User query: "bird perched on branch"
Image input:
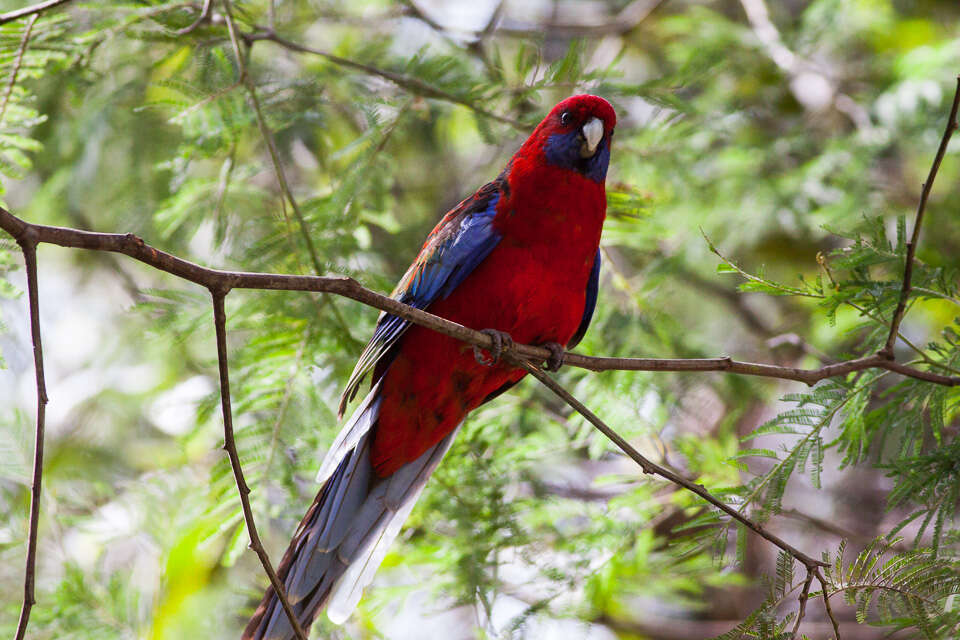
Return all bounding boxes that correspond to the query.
[244,94,615,639]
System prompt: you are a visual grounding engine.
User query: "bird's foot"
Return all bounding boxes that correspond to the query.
[542,342,566,372]
[474,329,514,366]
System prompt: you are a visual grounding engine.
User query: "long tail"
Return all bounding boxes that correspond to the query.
[243,383,460,639]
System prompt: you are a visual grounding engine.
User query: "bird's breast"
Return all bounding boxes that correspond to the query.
[371,165,606,476]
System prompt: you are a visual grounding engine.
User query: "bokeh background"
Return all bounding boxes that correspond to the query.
[1,0,960,638]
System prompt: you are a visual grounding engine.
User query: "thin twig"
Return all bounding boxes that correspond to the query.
[210,290,308,640]
[13,230,48,640]
[0,0,70,25]
[220,0,324,275]
[0,208,957,389]
[881,76,960,357]
[816,568,843,640]
[846,299,960,376]
[173,0,211,35]
[0,13,38,127]
[212,144,236,233]
[514,359,828,570]
[219,0,245,80]
[495,0,665,37]
[220,0,358,346]
[399,0,503,76]
[244,29,524,129]
[792,570,815,639]
[710,232,960,377]
[264,325,310,476]
[781,508,910,552]
[169,79,242,123]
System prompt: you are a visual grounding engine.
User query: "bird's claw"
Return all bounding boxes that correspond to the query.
[543,342,565,372]
[474,329,514,366]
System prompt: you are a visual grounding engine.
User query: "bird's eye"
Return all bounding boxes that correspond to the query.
[560,111,572,126]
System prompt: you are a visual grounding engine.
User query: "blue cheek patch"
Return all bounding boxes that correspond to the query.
[544,130,580,168]
[544,130,610,183]
[587,143,609,182]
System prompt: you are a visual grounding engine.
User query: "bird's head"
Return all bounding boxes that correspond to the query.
[523,95,616,184]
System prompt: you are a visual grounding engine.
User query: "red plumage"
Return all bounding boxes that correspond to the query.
[373,144,609,474]
[244,95,615,639]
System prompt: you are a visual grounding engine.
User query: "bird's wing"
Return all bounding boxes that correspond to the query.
[567,249,601,349]
[338,179,504,416]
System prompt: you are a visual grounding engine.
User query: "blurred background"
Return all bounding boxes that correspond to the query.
[1,0,959,638]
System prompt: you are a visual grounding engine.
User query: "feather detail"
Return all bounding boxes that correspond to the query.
[338,180,504,417]
[327,424,460,623]
[567,249,601,349]
[243,385,460,639]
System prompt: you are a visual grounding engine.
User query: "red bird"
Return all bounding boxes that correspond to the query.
[244,95,615,639]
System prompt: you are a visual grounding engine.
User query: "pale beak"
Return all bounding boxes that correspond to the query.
[579,117,604,158]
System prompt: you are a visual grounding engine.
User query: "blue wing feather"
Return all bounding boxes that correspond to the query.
[339,180,503,415]
[567,249,601,349]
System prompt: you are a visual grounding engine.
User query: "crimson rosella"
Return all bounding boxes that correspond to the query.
[243,94,616,639]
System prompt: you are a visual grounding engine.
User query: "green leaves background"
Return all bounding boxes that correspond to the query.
[1,1,959,638]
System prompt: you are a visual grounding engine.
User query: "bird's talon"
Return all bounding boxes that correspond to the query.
[474,329,513,366]
[543,342,565,371]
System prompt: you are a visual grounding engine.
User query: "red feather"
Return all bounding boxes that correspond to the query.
[371,95,615,475]
[243,95,616,639]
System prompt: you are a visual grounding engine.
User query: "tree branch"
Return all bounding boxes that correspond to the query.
[220,0,324,276]
[881,76,960,357]
[0,0,70,25]
[513,359,828,570]
[13,230,48,640]
[791,570,814,639]
[242,29,524,129]
[816,568,843,640]
[211,290,308,640]
[173,0,211,36]
[0,13,38,128]
[1,207,957,389]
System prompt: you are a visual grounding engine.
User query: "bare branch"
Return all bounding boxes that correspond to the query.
[881,76,960,357]
[0,0,70,26]
[816,568,843,640]
[13,230,48,640]
[211,290,308,640]
[0,14,38,127]
[514,359,828,570]
[1,208,957,389]
[792,570,815,639]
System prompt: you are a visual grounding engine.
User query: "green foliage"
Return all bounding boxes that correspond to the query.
[822,538,960,635]
[714,541,960,639]
[1,1,960,639]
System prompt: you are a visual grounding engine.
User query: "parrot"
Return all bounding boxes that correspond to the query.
[243,94,615,639]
